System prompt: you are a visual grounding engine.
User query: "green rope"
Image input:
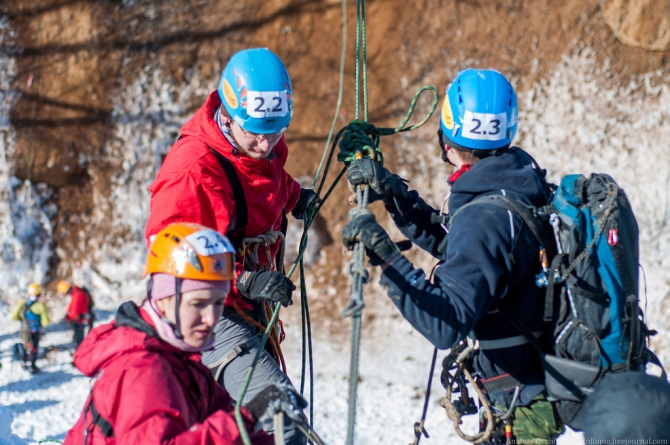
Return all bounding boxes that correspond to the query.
[232,0,438,442]
[338,1,438,444]
[337,86,439,167]
[233,0,350,442]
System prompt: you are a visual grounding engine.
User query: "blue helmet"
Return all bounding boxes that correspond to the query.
[440,69,518,151]
[218,48,293,134]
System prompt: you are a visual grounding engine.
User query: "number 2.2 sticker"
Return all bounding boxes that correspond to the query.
[462,111,507,141]
[246,91,288,118]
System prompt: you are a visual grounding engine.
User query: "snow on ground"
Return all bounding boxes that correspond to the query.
[0,297,583,444]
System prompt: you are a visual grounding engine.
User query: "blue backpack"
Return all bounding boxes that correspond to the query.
[475,169,664,425]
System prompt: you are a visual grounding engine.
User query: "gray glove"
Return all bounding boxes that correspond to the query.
[236,270,295,307]
[347,159,410,205]
[341,211,403,266]
[245,384,309,431]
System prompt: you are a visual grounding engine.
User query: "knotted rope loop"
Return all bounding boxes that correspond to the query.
[336,86,439,167]
[241,230,285,271]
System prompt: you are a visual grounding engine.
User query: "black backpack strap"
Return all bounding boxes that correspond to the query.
[462,195,556,259]
[496,301,547,353]
[84,395,114,438]
[276,208,289,274]
[207,146,248,247]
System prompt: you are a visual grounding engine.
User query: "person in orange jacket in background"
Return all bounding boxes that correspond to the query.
[57,280,94,350]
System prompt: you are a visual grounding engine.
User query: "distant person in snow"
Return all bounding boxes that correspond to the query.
[57,280,94,350]
[11,283,51,374]
[145,48,315,444]
[342,69,565,443]
[63,223,306,445]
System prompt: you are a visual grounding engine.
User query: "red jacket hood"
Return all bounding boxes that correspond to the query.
[73,302,198,377]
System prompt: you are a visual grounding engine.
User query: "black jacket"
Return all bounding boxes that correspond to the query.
[379,147,552,406]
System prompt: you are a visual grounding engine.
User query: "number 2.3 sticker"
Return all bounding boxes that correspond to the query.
[185,230,235,256]
[462,111,507,141]
[246,91,289,118]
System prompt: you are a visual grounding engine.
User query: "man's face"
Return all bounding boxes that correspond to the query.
[228,120,286,160]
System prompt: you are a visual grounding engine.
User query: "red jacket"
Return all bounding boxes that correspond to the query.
[66,286,90,323]
[63,302,272,445]
[145,91,301,310]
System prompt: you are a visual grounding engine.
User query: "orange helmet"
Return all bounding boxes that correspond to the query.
[57,280,72,295]
[144,222,235,281]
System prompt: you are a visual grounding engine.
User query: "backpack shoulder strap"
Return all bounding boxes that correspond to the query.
[457,194,556,258]
[87,398,114,438]
[206,146,248,246]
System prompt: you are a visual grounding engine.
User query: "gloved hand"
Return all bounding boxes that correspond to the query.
[246,384,309,430]
[236,270,295,307]
[291,188,318,220]
[341,211,403,266]
[347,159,410,205]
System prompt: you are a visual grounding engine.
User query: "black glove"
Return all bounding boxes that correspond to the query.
[291,188,318,220]
[246,384,309,430]
[236,270,295,307]
[341,211,402,266]
[347,159,410,205]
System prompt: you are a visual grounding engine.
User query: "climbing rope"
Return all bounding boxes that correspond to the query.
[338,1,438,443]
[410,348,438,445]
[439,342,495,444]
[232,0,438,442]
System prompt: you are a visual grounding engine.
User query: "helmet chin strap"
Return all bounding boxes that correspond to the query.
[174,278,183,340]
[147,275,184,340]
[441,146,455,166]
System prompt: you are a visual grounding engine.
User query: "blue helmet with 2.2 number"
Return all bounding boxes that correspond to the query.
[218,48,293,134]
[440,69,518,151]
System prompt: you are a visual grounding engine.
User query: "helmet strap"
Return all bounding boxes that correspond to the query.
[147,275,184,340]
[174,277,183,340]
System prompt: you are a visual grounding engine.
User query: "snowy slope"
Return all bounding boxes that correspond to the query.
[0,299,584,445]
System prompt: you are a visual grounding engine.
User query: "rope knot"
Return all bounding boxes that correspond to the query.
[337,120,386,166]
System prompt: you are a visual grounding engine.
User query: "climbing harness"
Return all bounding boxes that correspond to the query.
[439,340,495,444]
[242,230,286,273]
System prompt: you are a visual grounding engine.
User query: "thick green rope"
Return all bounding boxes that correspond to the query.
[339,2,439,444]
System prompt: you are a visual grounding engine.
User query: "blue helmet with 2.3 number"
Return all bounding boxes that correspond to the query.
[439,69,518,151]
[218,48,293,134]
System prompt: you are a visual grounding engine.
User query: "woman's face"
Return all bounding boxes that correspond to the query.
[155,285,228,348]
